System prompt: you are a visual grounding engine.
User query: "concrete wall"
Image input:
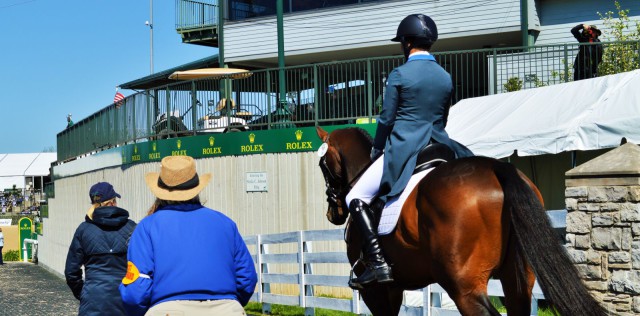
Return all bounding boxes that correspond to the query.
[37,152,339,277]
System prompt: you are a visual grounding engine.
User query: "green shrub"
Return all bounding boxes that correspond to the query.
[3,250,20,261]
[504,77,523,92]
[597,0,640,75]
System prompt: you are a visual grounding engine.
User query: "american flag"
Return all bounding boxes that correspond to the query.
[114,92,125,104]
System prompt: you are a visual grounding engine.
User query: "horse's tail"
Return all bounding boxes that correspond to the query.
[493,161,607,316]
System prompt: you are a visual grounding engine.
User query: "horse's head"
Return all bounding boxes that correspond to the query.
[315,126,373,225]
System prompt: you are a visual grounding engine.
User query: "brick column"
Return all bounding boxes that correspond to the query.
[565,143,640,315]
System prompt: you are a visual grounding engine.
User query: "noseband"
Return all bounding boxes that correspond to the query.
[318,136,373,211]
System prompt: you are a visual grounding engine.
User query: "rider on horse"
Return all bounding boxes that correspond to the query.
[345,14,474,289]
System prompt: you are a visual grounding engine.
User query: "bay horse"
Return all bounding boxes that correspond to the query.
[315,126,606,316]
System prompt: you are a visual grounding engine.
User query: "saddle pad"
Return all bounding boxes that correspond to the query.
[377,168,434,235]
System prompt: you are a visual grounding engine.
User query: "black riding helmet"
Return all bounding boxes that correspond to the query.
[391,14,438,46]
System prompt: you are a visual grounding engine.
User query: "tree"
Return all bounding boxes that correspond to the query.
[597,0,640,76]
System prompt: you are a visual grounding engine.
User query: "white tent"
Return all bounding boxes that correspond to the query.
[0,153,56,190]
[447,69,640,158]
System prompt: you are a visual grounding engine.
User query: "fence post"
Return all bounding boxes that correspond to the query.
[563,44,569,83]
[366,59,373,121]
[191,81,198,135]
[492,48,498,95]
[260,236,272,315]
[313,64,319,126]
[423,286,431,316]
[299,231,315,316]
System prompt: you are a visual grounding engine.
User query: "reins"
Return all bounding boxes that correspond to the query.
[318,134,373,212]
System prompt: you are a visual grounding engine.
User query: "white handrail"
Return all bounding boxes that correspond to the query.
[22,238,38,263]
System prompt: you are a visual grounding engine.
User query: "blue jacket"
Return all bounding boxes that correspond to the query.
[119,204,257,316]
[64,206,136,316]
[373,54,474,202]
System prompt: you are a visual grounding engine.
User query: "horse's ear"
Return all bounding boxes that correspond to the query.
[316,126,328,141]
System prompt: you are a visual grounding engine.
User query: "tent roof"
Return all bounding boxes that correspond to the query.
[0,153,56,177]
[446,70,640,158]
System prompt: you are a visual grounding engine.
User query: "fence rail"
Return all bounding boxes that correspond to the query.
[57,41,640,162]
[243,210,566,315]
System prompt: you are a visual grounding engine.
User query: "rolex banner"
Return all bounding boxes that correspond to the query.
[120,124,376,164]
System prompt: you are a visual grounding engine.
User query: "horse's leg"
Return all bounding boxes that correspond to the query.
[497,235,535,315]
[359,285,403,316]
[441,281,501,316]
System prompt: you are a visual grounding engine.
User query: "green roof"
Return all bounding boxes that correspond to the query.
[119,54,219,90]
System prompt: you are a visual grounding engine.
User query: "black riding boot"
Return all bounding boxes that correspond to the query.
[348,199,393,289]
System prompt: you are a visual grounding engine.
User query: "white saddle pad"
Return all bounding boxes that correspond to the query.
[377,167,434,235]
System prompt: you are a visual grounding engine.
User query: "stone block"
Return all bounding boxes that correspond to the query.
[587,250,603,264]
[568,249,587,263]
[610,270,640,294]
[632,241,640,269]
[621,203,640,222]
[633,296,640,313]
[566,186,588,198]
[579,203,602,212]
[609,263,632,269]
[628,187,640,202]
[576,263,602,280]
[588,187,628,203]
[566,211,592,234]
[585,280,608,291]
[623,228,633,250]
[633,223,640,236]
[576,234,591,249]
[609,252,631,263]
[565,233,576,247]
[593,213,619,226]
[565,198,578,211]
[592,227,622,250]
[600,202,621,211]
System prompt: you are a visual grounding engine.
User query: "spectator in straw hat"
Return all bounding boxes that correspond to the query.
[65,182,136,316]
[120,156,257,316]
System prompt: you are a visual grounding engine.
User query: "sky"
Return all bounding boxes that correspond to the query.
[0,0,214,153]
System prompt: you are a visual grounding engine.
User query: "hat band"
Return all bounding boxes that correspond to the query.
[158,174,200,191]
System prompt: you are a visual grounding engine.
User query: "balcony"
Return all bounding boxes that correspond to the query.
[176,0,219,47]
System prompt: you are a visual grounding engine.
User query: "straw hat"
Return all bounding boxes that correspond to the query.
[145,156,211,201]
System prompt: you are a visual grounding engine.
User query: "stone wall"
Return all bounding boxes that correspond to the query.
[564,143,640,315]
[565,185,640,314]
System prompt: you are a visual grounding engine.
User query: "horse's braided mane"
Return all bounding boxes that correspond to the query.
[347,127,373,146]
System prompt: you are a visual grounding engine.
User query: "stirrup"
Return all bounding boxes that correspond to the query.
[348,258,365,290]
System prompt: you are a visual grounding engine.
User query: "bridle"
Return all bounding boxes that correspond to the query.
[318,135,373,215]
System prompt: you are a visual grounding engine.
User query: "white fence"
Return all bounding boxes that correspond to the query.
[244,210,567,316]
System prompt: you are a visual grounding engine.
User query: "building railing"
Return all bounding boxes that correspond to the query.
[56,41,640,162]
[243,210,565,315]
[175,0,217,31]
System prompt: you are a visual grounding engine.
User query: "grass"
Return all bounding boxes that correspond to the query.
[246,302,356,316]
[246,300,559,316]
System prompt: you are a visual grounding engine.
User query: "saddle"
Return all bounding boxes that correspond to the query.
[413,142,455,174]
[369,142,455,219]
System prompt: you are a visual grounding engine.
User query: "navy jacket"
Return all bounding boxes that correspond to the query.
[119,204,257,316]
[65,206,136,316]
[373,54,474,202]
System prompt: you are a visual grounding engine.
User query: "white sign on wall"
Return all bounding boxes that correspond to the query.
[246,172,268,192]
[0,219,12,226]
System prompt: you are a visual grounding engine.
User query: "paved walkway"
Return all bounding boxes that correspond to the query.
[0,262,78,315]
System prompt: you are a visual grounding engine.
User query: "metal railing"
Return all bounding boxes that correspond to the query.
[243,209,566,315]
[175,0,217,31]
[56,41,640,162]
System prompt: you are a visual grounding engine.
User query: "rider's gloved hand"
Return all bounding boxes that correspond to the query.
[370,147,383,161]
